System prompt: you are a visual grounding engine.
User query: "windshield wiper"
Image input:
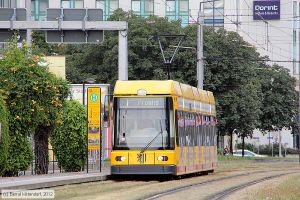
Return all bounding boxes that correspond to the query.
[140,120,163,154]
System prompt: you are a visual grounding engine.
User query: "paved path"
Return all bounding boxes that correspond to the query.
[0,168,110,192]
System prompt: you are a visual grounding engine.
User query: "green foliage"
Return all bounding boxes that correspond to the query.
[32,9,297,141]
[218,155,257,161]
[236,143,257,152]
[257,64,297,132]
[0,94,9,176]
[51,100,86,172]
[32,31,63,56]
[62,10,183,84]
[0,38,69,176]
[3,132,33,176]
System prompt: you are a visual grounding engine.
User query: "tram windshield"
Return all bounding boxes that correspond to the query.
[113,97,173,150]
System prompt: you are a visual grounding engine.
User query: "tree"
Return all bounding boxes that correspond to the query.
[51,100,86,172]
[64,9,183,84]
[0,39,69,176]
[202,29,263,154]
[258,64,297,133]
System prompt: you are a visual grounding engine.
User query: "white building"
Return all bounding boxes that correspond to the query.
[224,0,298,83]
[0,0,224,25]
[223,0,297,149]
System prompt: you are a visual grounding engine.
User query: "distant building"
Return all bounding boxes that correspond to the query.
[44,56,66,79]
[1,0,295,75]
[0,0,224,26]
[224,0,299,85]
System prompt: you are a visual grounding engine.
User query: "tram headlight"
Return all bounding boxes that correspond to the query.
[120,156,126,161]
[157,156,168,161]
[115,156,126,162]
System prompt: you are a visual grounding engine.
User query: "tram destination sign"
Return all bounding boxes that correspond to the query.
[119,98,165,109]
[253,0,280,20]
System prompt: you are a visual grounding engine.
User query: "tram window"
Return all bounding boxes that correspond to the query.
[210,117,212,146]
[200,115,203,146]
[184,112,189,146]
[189,113,192,146]
[207,116,211,146]
[212,117,216,145]
[175,111,179,146]
[168,98,175,149]
[202,115,204,146]
[181,111,186,147]
[191,113,195,146]
[190,113,194,146]
[195,114,199,146]
[212,117,216,146]
[193,113,197,146]
[199,114,202,146]
[205,116,209,146]
[176,111,185,147]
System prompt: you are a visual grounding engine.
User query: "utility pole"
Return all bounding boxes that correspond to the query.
[197,2,204,89]
[235,0,240,32]
[298,72,300,162]
[279,130,282,157]
[118,30,128,80]
[25,0,32,48]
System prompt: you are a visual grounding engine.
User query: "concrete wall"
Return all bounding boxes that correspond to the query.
[45,56,66,79]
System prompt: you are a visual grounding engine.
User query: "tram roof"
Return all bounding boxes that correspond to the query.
[114,80,215,104]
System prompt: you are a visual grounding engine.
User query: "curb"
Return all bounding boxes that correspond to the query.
[0,175,108,192]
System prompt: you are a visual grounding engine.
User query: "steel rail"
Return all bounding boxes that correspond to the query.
[144,170,300,200]
[209,171,298,200]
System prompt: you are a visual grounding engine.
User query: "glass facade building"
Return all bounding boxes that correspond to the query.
[61,0,84,8]
[0,0,21,7]
[96,0,118,20]
[132,0,154,17]
[203,0,224,27]
[31,0,48,21]
[0,0,226,26]
[166,0,189,26]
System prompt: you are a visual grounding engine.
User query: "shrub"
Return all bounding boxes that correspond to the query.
[3,132,33,176]
[0,94,9,176]
[236,143,258,153]
[0,39,69,175]
[51,100,86,172]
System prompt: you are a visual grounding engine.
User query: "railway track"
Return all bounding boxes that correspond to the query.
[144,170,300,200]
[208,172,297,200]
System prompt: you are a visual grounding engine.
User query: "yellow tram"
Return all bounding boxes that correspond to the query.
[111,80,217,175]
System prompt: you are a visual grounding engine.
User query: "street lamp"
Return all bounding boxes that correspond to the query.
[83,78,96,173]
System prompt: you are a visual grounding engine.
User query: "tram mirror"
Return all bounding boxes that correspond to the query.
[103,94,111,128]
[103,110,110,128]
[121,133,126,142]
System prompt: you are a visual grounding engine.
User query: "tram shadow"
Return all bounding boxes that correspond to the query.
[109,170,214,182]
[109,174,175,182]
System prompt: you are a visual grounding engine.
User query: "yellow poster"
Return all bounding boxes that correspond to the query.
[87,87,101,151]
